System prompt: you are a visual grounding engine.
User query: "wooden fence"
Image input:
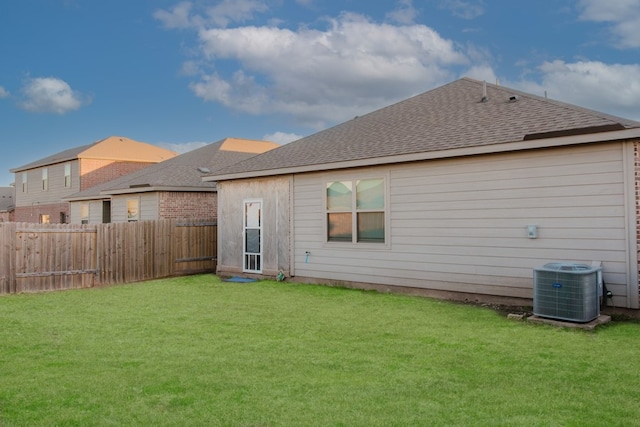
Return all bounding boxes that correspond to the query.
[0,220,217,294]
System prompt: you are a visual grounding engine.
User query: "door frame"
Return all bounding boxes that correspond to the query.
[243,199,263,273]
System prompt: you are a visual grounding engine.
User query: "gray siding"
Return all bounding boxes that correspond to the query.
[217,176,291,276]
[111,193,160,222]
[14,161,79,207]
[69,200,107,224]
[291,143,635,307]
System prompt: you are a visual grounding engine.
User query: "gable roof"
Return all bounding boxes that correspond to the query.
[205,78,640,181]
[64,138,279,201]
[10,136,177,172]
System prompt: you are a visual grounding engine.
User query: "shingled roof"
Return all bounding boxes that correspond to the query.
[10,136,176,172]
[205,78,640,181]
[65,138,279,200]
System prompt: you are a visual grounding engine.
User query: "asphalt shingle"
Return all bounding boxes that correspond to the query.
[208,78,640,178]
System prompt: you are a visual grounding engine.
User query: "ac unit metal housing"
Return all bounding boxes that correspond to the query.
[533,262,602,323]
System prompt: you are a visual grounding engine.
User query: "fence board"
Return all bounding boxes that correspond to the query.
[0,223,16,293]
[0,220,217,294]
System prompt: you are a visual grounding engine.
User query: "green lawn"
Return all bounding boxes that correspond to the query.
[1,274,639,426]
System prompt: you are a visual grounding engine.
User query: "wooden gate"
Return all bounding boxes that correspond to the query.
[14,223,98,292]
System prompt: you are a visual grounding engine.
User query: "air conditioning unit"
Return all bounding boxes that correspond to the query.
[533,262,602,323]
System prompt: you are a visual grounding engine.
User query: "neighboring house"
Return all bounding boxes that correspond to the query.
[64,138,279,224]
[9,136,177,223]
[205,78,640,310]
[0,186,15,222]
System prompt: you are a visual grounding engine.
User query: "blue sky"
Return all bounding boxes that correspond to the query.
[1,0,639,187]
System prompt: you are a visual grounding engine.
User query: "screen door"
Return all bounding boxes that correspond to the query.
[243,200,262,273]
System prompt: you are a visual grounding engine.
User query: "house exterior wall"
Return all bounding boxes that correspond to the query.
[217,142,639,308]
[13,161,79,223]
[79,159,155,191]
[13,202,69,223]
[69,200,108,224]
[291,142,635,307]
[111,193,159,222]
[14,159,155,223]
[157,192,217,221]
[216,176,291,277]
[14,160,79,206]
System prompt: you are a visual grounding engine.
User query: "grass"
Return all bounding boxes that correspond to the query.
[1,274,640,426]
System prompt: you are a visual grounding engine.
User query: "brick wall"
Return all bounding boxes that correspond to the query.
[80,159,155,191]
[13,202,70,223]
[158,192,217,221]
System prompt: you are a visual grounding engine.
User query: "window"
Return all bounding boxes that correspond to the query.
[102,201,111,223]
[64,164,71,188]
[40,214,50,224]
[60,212,67,224]
[80,204,89,224]
[127,199,139,222]
[22,173,27,193]
[42,168,48,191]
[326,178,385,243]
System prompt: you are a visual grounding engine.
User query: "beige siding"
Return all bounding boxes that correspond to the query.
[111,193,159,222]
[14,161,79,207]
[217,176,291,277]
[69,200,106,224]
[69,201,82,224]
[291,143,635,307]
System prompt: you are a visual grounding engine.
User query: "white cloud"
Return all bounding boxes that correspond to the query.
[514,60,640,121]
[387,0,419,25]
[463,64,497,83]
[0,86,9,98]
[154,0,268,29]
[157,141,209,154]
[263,131,304,145]
[154,1,195,29]
[204,0,268,28]
[440,0,485,20]
[187,12,468,128]
[579,0,640,48]
[19,77,87,114]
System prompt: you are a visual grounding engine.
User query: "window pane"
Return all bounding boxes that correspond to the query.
[245,202,261,227]
[64,164,71,188]
[327,181,352,210]
[357,212,384,243]
[356,178,384,210]
[245,229,260,254]
[127,199,139,221]
[327,212,352,242]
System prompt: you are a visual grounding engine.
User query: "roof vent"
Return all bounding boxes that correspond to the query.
[480,81,489,103]
[197,167,210,174]
[509,95,519,102]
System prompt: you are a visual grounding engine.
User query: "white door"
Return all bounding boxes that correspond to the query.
[243,200,262,273]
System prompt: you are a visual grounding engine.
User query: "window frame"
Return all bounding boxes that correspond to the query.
[64,163,71,188]
[42,168,48,191]
[324,174,389,248]
[80,203,89,224]
[127,198,140,222]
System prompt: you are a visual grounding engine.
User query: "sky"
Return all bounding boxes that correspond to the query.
[1,0,639,187]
